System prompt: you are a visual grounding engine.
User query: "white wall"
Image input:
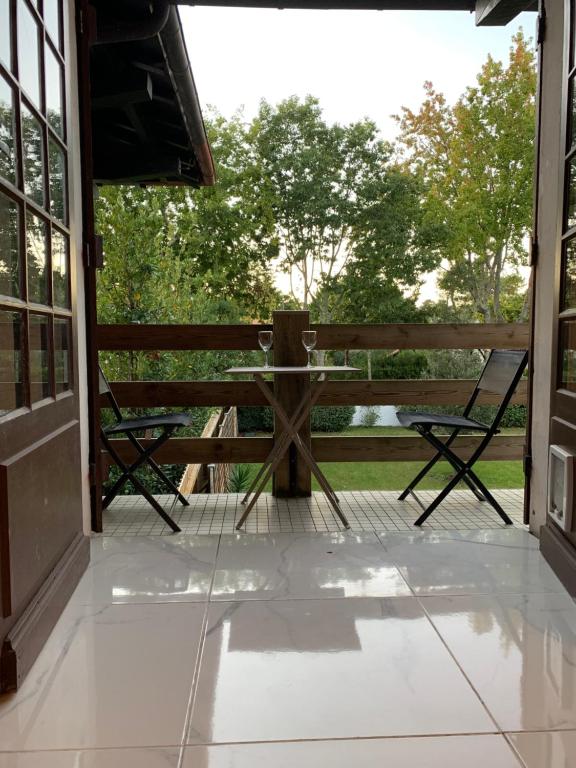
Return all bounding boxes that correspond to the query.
[65,0,92,534]
[529,0,565,535]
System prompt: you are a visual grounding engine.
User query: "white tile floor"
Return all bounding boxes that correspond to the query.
[102,488,525,535]
[0,528,575,766]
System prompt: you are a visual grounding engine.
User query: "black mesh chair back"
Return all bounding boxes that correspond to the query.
[476,350,528,396]
[463,349,528,430]
[98,366,122,421]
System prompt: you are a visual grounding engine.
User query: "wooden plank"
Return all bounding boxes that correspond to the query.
[96,324,269,351]
[97,322,530,352]
[272,310,311,496]
[319,378,528,406]
[105,437,273,465]
[312,434,525,462]
[312,323,530,350]
[102,378,528,408]
[104,433,524,465]
[103,380,265,407]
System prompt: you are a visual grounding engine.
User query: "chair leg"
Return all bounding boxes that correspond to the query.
[414,470,465,526]
[398,429,474,501]
[101,432,182,531]
[398,449,443,500]
[128,474,182,533]
[466,470,513,525]
[144,456,189,506]
[126,431,189,505]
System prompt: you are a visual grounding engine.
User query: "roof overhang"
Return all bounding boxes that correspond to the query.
[89,1,215,186]
[179,0,537,25]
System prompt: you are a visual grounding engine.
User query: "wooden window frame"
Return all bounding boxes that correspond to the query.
[0,0,71,420]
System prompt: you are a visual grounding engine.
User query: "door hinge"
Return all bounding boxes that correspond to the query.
[537,12,546,45]
[529,235,538,267]
[523,453,532,479]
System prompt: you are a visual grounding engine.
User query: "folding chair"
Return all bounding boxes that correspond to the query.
[397,349,528,527]
[99,366,193,532]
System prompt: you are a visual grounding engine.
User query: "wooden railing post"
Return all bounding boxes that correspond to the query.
[272,310,312,497]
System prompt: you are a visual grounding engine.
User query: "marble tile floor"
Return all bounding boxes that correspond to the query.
[102,488,526,536]
[0,528,574,767]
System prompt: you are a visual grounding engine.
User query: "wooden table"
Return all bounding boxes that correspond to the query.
[225,366,360,530]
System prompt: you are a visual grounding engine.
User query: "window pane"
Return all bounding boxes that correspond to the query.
[0,75,16,184]
[54,317,71,394]
[560,320,576,391]
[22,105,45,206]
[29,314,50,402]
[45,46,64,137]
[27,212,49,304]
[49,139,66,222]
[52,229,69,307]
[44,0,61,51]
[17,0,41,108]
[0,310,24,414]
[0,2,11,69]
[0,192,21,298]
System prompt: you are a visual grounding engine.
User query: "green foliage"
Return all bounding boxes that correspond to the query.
[253,96,437,320]
[104,463,186,497]
[238,405,354,433]
[371,351,428,380]
[227,464,253,493]
[424,349,486,380]
[311,406,355,433]
[360,407,378,428]
[237,406,274,433]
[395,32,536,321]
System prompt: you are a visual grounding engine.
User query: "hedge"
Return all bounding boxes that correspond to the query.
[238,405,355,433]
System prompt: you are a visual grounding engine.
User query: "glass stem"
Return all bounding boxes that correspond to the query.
[307,350,312,368]
[265,350,269,368]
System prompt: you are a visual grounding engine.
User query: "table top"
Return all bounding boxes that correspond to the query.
[225,366,360,375]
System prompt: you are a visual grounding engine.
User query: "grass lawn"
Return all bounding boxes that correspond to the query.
[238,426,525,492]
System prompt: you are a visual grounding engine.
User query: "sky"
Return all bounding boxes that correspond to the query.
[181,6,535,140]
[180,6,536,302]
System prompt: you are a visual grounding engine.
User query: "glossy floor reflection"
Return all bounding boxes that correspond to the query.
[0,529,574,767]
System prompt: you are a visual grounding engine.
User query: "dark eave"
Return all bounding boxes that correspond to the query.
[89,1,215,186]
[178,0,536,25]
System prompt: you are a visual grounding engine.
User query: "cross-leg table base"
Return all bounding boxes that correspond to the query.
[236,372,350,530]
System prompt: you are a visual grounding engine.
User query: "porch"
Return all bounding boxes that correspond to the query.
[0,525,571,766]
[96,316,530,534]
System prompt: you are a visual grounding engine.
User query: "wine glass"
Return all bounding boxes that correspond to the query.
[301,330,317,368]
[258,330,273,368]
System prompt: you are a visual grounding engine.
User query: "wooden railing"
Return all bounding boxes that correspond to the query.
[97,314,529,495]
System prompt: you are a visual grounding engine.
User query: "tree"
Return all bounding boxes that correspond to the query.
[252,96,437,322]
[172,111,282,322]
[395,32,536,322]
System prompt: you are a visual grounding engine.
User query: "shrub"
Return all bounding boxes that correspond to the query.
[311,406,355,432]
[360,406,379,427]
[227,464,253,493]
[371,350,428,380]
[237,405,354,433]
[237,406,274,433]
